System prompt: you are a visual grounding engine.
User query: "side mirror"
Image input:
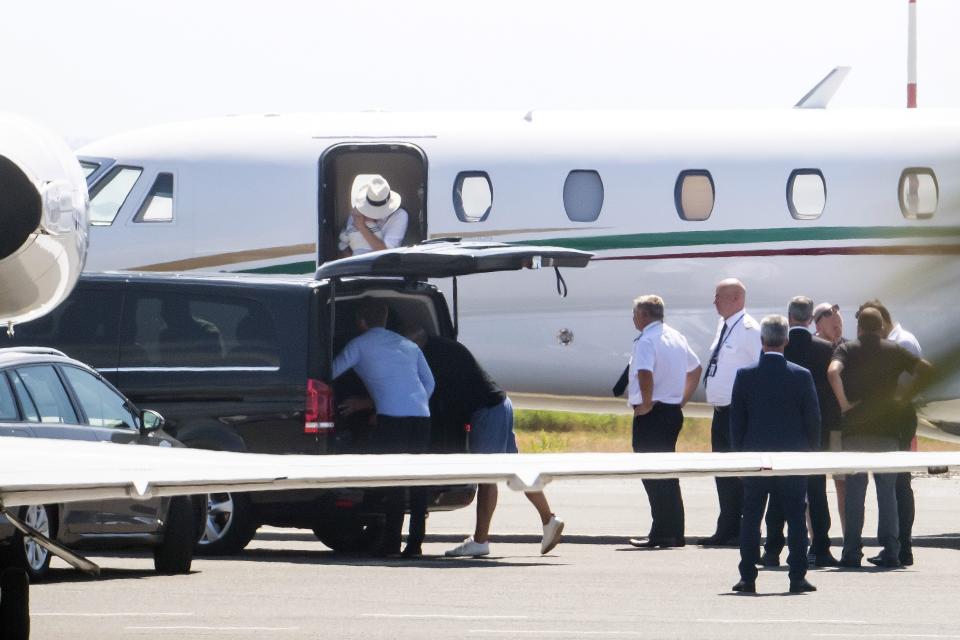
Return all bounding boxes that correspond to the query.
[140,409,166,435]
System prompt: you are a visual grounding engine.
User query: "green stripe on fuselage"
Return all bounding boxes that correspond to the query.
[510,225,960,251]
[233,226,960,274]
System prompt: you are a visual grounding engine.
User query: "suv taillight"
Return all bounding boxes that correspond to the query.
[305,378,335,433]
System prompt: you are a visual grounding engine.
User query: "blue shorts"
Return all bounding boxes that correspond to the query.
[468,396,518,454]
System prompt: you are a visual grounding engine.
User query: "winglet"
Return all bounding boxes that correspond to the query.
[794,66,851,109]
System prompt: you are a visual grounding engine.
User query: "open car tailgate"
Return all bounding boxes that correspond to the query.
[315,240,593,280]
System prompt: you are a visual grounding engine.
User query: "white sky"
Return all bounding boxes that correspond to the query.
[3,0,958,146]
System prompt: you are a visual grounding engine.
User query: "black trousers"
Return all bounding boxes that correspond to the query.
[740,476,809,582]
[373,415,431,554]
[711,406,742,539]
[764,474,832,557]
[632,403,685,540]
[896,402,917,558]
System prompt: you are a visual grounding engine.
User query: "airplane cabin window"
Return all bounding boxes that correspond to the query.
[787,169,826,220]
[453,171,493,222]
[675,170,714,221]
[134,172,174,223]
[80,161,100,179]
[563,170,604,222]
[899,168,938,219]
[88,166,143,226]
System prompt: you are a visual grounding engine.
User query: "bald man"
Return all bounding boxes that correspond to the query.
[699,278,762,546]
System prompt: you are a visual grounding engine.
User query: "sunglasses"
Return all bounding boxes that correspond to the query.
[816,310,834,321]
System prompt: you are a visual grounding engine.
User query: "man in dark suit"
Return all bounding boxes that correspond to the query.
[762,297,840,567]
[730,314,821,594]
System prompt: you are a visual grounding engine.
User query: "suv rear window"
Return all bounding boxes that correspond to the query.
[121,292,279,368]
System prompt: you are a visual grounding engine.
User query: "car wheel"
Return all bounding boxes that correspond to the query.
[0,505,55,582]
[153,496,196,574]
[195,492,257,556]
[313,518,383,553]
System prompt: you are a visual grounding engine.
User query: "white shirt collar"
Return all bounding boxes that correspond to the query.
[723,309,746,328]
[763,351,785,358]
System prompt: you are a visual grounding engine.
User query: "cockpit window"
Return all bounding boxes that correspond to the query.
[88,166,143,226]
[80,161,100,179]
[134,173,174,223]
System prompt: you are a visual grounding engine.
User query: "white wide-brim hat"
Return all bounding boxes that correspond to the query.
[352,175,402,220]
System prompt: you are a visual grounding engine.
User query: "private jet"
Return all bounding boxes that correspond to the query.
[74,71,960,405]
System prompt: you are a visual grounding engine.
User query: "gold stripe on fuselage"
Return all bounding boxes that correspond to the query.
[132,243,316,271]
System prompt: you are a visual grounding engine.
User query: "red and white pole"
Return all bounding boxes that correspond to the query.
[907,0,917,108]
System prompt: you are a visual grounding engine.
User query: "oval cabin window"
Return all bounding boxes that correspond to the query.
[563,170,604,222]
[675,170,714,221]
[453,172,493,222]
[899,168,938,219]
[787,169,826,220]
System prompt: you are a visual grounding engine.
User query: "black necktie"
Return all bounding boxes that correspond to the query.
[704,321,728,385]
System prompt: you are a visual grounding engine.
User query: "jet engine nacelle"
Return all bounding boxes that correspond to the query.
[0,114,88,330]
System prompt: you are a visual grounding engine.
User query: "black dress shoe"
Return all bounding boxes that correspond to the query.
[866,554,902,569]
[731,580,756,593]
[811,553,839,568]
[760,552,781,567]
[629,537,685,548]
[837,556,862,569]
[900,552,914,567]
[401,545,423,558]
[789,578,817,593]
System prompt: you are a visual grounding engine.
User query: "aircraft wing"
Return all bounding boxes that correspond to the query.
[2,437,960,508]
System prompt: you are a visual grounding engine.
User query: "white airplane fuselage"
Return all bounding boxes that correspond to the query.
[76,109,960,401]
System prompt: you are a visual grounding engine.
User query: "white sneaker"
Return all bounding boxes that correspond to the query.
[541,515,564,554]
[444,537,490,557]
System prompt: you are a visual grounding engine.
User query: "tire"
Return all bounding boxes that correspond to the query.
[313,518,383,553]
[194,492,257,556]
[0,505,55,582]
[153,496,196,574]
[0,568,30,640]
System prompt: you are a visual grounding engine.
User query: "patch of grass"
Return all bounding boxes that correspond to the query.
[513,409,711,453]
[513,409,960,453]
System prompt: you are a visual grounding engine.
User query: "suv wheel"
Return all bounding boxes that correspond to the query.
[195,492,257,556]
[154,496,196,574]
[313,518,383,553]
[0,505,55,582]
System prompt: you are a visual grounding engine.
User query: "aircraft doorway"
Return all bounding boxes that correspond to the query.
[318,143,427,264]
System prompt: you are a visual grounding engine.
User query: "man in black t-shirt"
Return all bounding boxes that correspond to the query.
[403,326,564,558]
[827,308,931,568]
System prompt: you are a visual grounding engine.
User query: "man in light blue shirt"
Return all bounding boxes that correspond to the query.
[332,298,435,557]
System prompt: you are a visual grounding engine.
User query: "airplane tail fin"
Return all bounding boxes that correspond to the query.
[794,66,851,109]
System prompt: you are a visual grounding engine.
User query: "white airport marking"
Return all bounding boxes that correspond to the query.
[34,612,193,617]
[814,635,960,639]
[696,619,869,625]
[364,614,531,620]
[470,632,645,637]
[126,627,299,632]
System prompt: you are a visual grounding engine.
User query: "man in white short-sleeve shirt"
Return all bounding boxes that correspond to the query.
[699,278,761,546]
[626,295,702,549]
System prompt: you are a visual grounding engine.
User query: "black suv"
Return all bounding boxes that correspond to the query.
[0,347,197,580]
[1,242,590,554]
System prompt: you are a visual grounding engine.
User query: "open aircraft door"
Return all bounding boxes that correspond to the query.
[317,143,428,264]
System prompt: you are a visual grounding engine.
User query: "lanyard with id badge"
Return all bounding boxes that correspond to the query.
[704,315,743,384]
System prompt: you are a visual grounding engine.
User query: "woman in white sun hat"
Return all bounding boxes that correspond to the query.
[338,175,409,257]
